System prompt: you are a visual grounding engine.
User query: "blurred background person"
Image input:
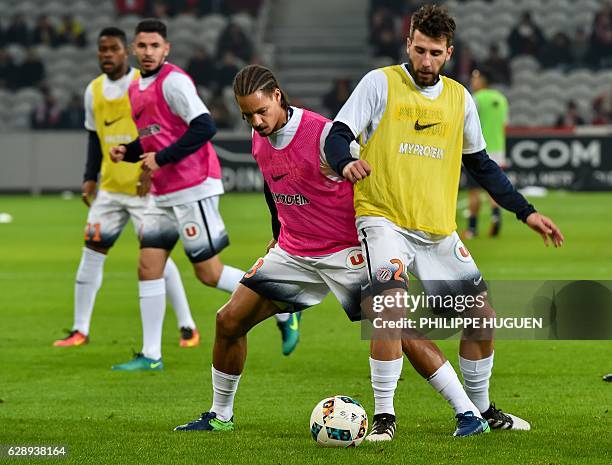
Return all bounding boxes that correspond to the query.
[464,68,509,239]
[555,100,586,128]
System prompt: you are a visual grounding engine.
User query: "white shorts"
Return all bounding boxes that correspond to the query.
[240,245,367,321]
[357,216,486,299]
[84,190,147,248]
[139,195,229,263]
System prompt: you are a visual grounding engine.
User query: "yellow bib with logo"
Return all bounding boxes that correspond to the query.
[355,65,465,235]
[91,71,141,195]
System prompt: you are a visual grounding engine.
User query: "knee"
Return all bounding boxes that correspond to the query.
[215,303,244,338]
[138,258,163,280]
[196,266,221,287]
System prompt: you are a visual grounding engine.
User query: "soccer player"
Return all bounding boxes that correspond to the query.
[53,27,200,349]
[324,4,563,439]
[174,65,491,439]
[463,68,509,239]
[109,20,296,371]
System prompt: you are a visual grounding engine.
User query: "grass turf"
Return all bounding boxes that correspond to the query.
[0,191,610,465]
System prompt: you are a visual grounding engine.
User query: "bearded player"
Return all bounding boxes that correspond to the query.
[53,27,200,349]
[325,4,563,439]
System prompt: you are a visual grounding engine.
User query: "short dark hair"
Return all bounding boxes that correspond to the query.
[233,64,290,111]
[135,18,167,39]
[98,27,127,47]
[410,4,456,46]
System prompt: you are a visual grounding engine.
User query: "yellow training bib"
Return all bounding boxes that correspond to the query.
[91,72,141,195]
[355,65,465,235]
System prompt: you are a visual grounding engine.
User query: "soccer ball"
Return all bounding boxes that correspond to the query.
[309,395,368,447]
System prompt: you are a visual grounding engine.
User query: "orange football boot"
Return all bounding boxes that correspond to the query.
[179,327,200,348]
[53,330,89,347]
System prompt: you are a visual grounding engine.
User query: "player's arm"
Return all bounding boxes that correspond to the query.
[462,89,563,247]
[462,150,563,246]
[324,70,385,182]
[82,83,100,206]
[149,72,217,169]
[263,180,281,251]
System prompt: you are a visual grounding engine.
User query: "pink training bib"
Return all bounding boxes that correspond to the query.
[252,109,359,256]
[128,62,221,195]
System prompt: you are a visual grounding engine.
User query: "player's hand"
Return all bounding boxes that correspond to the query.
[140,152,160,172]
[342,160,371,183]
[266,239,277,253]
[81,180,96,207]
[526,212,564,247]
[110,145,126,163]
[137,169,152,197]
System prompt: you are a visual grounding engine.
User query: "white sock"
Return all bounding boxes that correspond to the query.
[139,278,166,360]
[73,247,106,335]
[216,265,244,293]
[370,357,403,416]
[275,313,290,323]
[428,361,480,415]
[211,366,241,421]
[163,257,195,329]
[459,352,494,413]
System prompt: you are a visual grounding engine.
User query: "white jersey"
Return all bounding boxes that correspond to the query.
[334,66,486,155]
[139,68,210,123]
[84,67,137,131]
[139,64,222,207]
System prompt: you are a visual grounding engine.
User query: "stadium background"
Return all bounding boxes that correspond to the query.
[0,0,610,464]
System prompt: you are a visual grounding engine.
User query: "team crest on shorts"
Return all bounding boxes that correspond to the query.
[454,240,472,263]
[375,267,393,283]
[345,249,366,270]
[183,222,201,240]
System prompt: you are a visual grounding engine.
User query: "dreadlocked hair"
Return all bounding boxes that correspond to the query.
[233,64,289,110]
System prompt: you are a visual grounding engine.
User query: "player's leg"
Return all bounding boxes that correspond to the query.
[421,232,529,430]
[356,219,409,441]
[463,171,481,239]
[54,191,129,347]
[409,233,491,436]
[173,197,244,292]
[488,196,502,237]
[175,247,326,431]
[177,196,299,353]
[174,284,279,431]
[128,198,199,347]
[112,205,178,371]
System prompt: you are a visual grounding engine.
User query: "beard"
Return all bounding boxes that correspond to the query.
[407,57,445,87]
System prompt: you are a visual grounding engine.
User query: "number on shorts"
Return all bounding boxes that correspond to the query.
[84,223,101,242]
[390,258,406,283]
[244,258,264,279]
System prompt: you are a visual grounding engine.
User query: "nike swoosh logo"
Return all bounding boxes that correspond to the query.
[150,362,161,368]
[414,120,440,131]
[104,117,123,127]
[272,173,288,182]
[473,276,483,286]
[288,315,299,330]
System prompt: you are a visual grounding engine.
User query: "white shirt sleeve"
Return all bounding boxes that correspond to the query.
[161,71,210,125]
[334,69,388,139]
[84,81,95,131]
[462,87,487,154]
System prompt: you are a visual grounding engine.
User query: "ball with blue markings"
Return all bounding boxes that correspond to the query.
[310,395,368,447]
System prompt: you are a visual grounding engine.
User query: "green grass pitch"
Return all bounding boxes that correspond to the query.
[0,191,610,465]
